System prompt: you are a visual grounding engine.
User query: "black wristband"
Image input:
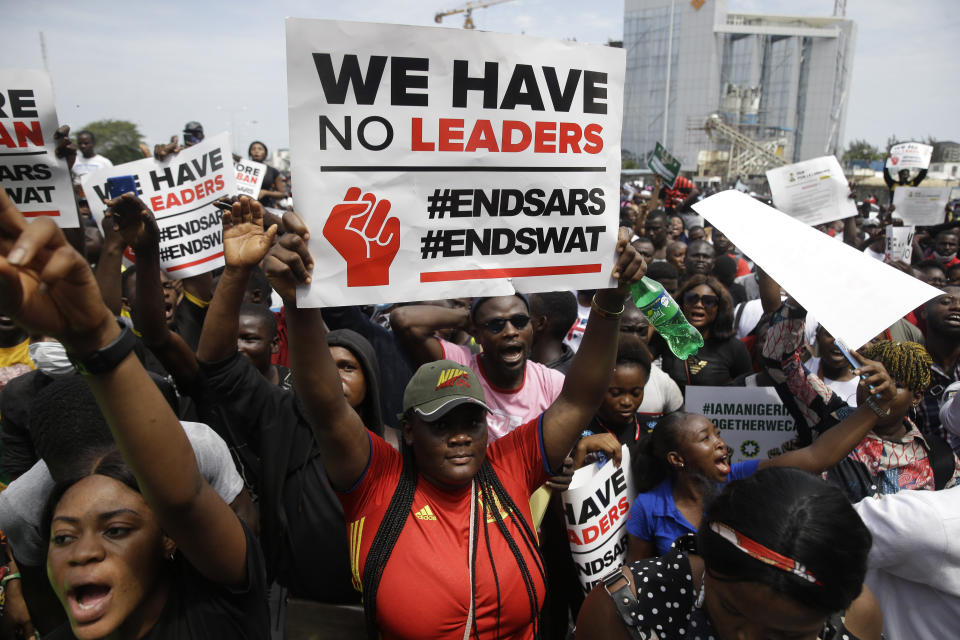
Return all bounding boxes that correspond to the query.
[69,326,137,375]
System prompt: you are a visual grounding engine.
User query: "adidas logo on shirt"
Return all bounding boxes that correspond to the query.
[414,505,437,521]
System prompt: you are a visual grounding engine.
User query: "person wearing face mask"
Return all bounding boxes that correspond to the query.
[924,230,960,267]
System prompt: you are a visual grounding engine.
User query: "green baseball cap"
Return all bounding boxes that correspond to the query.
[402,359,491,421]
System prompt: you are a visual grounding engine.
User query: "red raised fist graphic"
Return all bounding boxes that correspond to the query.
[323,187,401,287]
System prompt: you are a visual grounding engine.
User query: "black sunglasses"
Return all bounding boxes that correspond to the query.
[478,314,531,334]
[682,292,719,308]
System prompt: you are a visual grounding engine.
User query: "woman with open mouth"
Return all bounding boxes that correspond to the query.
[656,274,753,391]
[623,345,896,563]
[0,190,269,639]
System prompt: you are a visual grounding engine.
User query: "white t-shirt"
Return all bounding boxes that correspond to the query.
[804,356,859,407]
[0,421,243,566]
[636,365,684,431]
[864,245,885,261]
[563,301,590,353]
[440,339,565,440]
[855,488,960,640]
[72,153,114,181]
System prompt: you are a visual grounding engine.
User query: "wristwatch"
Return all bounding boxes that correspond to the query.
[69,326,137,375]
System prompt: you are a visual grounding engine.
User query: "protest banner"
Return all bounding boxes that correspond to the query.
[234,157,267,199]
[562,445,634,594]
[892,186,950,226]
[647,142,680,188]
[693,190,941,348]
[765,155,856,226]
[81,133,235,277]
[886,142,933,171]
[885,225,914,263]
[285,18,625,307]
[0,70,78,227]
[685,386,796,463]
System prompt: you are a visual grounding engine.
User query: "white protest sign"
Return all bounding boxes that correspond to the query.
[685,386,796,463]
[884,225,914,263]
[0,70,78,227]
[892,186,950,226]
[81,133,235,277]
[286,18,625,307]
[765,155,856,226]
[886,142,933,171]
[692,190,942,348]
[563,446,635,594]
[234,157,267,199]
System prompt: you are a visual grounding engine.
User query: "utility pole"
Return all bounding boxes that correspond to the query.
[662,0,676,145]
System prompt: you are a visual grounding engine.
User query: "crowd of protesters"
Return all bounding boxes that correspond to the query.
[0,119,956,640]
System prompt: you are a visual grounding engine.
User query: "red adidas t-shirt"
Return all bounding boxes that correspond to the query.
[339,417,551,639]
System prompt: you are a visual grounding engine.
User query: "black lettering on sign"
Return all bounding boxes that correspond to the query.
[0,89,39,118]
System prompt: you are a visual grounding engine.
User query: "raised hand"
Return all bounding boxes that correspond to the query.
[0,190,115,354]
[322,187,400,287]
[571,433,623,470]
[106,193,160,251]
[264,211,313,304]
[222,197,277,269]
[54,125,77,172]
[153,135,182,161]
[611,226,647,292]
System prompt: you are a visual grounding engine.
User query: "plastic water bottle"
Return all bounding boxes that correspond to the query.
[631,277,703,360]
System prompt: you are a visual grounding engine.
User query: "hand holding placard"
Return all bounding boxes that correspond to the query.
[322,187,400,287]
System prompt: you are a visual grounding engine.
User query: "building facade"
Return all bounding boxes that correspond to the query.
[622,0,856,173]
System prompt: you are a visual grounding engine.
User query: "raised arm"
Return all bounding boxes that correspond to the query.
[94,208,126,316]
[262,213,370,490]
[679,184,700,211]
[390,303,470,366]
[110,193,198,390]
[0,190,248,589]
[761,354,895,473]
[196,198,277,364]
[541,228,646,470]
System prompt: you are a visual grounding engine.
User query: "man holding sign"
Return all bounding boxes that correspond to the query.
[884,141,931,205]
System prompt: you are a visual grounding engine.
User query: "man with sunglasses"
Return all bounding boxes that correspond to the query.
[392,294,565,441]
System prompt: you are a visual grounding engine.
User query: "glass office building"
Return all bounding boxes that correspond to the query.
[623,0,856,171]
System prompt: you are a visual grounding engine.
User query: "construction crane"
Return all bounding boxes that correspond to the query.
[703,114,788,180]
[435,0,516,29]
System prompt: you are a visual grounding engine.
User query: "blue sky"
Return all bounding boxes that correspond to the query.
[7,0,959,155]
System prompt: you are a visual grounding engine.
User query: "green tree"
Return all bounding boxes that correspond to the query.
[622,149,639,170]
[842,138,881,164]
[78,119,145,165]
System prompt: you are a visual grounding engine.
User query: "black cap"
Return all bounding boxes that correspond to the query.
[183,121,204,134]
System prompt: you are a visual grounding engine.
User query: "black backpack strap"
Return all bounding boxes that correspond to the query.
[919,432,956,490]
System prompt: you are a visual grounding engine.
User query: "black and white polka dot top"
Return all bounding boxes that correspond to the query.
[615,535,860,640]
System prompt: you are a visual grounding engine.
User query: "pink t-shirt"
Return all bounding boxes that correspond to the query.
[440,339,565,441]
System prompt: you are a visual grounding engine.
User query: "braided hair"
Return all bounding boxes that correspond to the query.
[361,431,544,639]
[860,340,932,392]
[361,442,418,639]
